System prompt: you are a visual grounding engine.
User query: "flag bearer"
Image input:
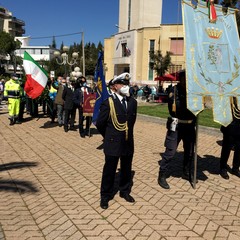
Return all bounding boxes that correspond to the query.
[4,73,21,125]
[158,70,197,189]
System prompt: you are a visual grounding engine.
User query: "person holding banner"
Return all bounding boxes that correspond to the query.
[96,73,137,209]
[158,70,197,189]
[80,76,93,137]
[219,97,240,179]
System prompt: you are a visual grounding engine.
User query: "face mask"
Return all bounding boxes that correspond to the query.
[119,85,130,96]
[82,82,87,87]
[62,83,66,86]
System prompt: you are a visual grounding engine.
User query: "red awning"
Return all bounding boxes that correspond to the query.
[155,73,178,81]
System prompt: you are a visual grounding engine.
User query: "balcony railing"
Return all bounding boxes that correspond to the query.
[11,17,25,26]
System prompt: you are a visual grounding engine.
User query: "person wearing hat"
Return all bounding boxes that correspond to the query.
[107,79,114,95]
[4,73,22,125]
[96,72,137,209]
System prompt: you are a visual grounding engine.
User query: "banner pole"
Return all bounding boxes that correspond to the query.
[193,114,199,189]
[88,117,92,138]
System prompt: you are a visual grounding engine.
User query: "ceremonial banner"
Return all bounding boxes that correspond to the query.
[182,0,240,126]
[83,92,96,116]
[92,51,109,124]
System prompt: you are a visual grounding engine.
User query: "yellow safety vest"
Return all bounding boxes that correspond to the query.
[4,79,21,98]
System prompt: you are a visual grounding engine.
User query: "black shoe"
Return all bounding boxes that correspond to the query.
[220,169,229,180]
[15,120,22,124]
[85,132,91,137]
[64,127,68,132]
[80,133,85,138]
[9,119,14,125]
[119,193,135,203]
[58,123,63,127]
[232,169,240,178]
[158,171,170,189]
[85,130,91,136]
[100,199,109,209]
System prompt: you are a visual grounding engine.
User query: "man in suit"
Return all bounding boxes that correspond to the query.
[62,79,76,132]
[96,73,137,209]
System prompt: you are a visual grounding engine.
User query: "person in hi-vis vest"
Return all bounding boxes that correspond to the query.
[4,73,21,125]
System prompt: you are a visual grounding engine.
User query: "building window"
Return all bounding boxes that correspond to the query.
[27,49,35,54]
[121,43,131,57]
[148,40,155,80]
[42,49,49,55]
[35,49,41,55]
[170,38,184,55]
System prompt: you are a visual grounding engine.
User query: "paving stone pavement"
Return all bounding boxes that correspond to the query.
[0,104,240,240]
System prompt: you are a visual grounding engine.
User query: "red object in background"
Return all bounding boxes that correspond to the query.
[83,92,96,115]
[155,73,179,82]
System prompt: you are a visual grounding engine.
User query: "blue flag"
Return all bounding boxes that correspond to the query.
[92,51,109,124]
[182,0,240,126]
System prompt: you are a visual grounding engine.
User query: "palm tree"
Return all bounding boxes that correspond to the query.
[149,50,172,77]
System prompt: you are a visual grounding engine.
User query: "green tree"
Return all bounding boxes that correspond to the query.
[149,50,172,77]
[51,36,56,49]
[0,31,21,73]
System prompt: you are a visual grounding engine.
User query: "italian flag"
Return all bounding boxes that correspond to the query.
[23,51,48,99]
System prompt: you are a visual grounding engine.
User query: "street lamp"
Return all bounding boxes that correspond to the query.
[71,66,82,80]
[54,46,79,76]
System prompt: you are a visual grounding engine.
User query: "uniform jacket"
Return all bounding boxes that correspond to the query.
[62,86,74,110]
[96,94,137,156]
[4,79,21,99]
[72,87,83,107]
[168,84,196,121]
[54,84,65,105]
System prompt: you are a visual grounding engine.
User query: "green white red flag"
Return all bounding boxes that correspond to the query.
[23,51,48,99]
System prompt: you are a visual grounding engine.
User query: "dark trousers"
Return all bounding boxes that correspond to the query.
[101,155,133,200]
[74,106,84,133]
[220,134,240,171]
[27,98,38,117]
[80,115,91,133]
[64,108,76,129]
[160,123,195,173]
[18,100,25,121]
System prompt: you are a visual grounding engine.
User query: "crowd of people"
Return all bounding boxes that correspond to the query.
[1,73,96,138]
[1,71,240,210]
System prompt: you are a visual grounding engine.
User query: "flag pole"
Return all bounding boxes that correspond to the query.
[193,114,199,189]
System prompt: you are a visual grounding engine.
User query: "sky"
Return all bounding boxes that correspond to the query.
[0,0,182,48]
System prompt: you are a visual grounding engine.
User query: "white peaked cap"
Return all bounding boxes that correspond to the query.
[112,72,131,84]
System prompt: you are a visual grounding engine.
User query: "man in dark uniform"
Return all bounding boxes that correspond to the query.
[219,97,240,179]
[62,79,76,132]
[158,70,196,189]
[79,76,93,137]
[73,78,84,137]
[96,73,137,209]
